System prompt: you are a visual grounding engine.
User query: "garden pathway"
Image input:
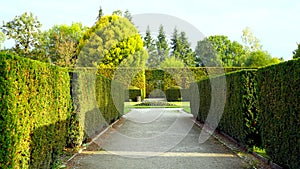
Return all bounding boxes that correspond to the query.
[67,108,259,169]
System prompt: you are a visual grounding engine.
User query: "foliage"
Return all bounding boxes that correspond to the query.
[0,32,5,49]
[293,43,300,59]
[77,15,147,68]
[166,86,182,101]
[244,50,278,67]
[1,12,45,60]
[160,56,185,68]
[170,28,195,66]
[257,59,300,169]
[144,26,159,68]
[241,27,262,52]
[97,67,146,99]
[0,53,72,169]
[128,86,142,101]
[156,25,169,65]
[41,23,87,67]
[191,69,260,146]
[196,35,245,67]
[68,69,124,147]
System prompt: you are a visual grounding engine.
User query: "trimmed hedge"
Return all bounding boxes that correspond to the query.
[166,86,182,101]
[68,69,124,146]
[192,69,260,146]
[128,86,142,102]
[98,67,146,99]
[257,59,300,169]
[0,53,72,169]
[145,67,249,98]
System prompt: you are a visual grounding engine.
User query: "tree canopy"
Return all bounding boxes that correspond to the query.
[1,12,42,58]
[41,23,87,67]
[77,14,147,68]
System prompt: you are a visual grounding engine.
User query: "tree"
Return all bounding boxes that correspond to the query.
[160,56,184,68]
[96,6,104,21]
[143,26,158,68]
[156,25,169,63]
[112,10,122,16]
[241,27,262,52]
[170,28,195,66]
[293,43,300,59]
[201,35,245,67]
[0,32,5,49]
[1,12,42,58]
[194,38,221,67]
[124,9,133,23]
[77,15,147,68]
[244,50,278,67]
[41,23,87,67]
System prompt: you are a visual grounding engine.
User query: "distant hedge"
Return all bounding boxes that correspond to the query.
[68,69,124,147]
[128,86,142,102]
[0,53,72,169]
[166,86,182,101]
[257,59,300,169]
[191,69,260,146]
[145,67,248,98]
[98,68,145,99]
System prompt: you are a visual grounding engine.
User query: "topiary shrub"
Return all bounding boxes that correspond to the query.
[166,86,182,101]
[128,86,142,102]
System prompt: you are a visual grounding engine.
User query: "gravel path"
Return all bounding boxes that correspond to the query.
[67,108,254,169]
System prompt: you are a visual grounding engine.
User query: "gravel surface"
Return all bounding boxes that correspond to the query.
[67,108,267,169]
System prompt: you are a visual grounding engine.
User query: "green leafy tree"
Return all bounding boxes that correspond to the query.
[1,12,42,58]
[0,32,5,49]
[244,50,278,67]
[170,28,195,66]
[144,26,158,68]
[156,25,169,63]
[41,23,87,67]
[160,56,184,68]
[194,38,221,67]
[241,27,262,52]
[203,35,245,67]
[293,43,300,59]
[77,15,147,68]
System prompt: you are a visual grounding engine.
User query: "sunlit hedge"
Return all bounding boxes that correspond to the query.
[68,69,124,147]
[0,53,72,169]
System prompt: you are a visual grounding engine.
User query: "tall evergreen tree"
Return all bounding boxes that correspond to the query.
[143,26,158,68]
[170,28,195,67]
[156,25,169,63]
[1,12,44,60]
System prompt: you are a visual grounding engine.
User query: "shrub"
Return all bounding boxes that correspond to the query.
[257,59,300,169]
[128,86,142,102]
[166,86,182,101]
[0,53,72,169]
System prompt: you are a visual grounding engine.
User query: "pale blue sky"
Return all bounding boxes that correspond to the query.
[1,0,299,60]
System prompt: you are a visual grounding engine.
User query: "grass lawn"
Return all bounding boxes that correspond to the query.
[123,101,191,114]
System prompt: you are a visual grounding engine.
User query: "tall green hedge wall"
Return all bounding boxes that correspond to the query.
[0,53,72,169]
[145,67,247,98]
[98,68,145,99]
[68,69,124,147]
[257,59,300,169]
[192,69,260,146]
